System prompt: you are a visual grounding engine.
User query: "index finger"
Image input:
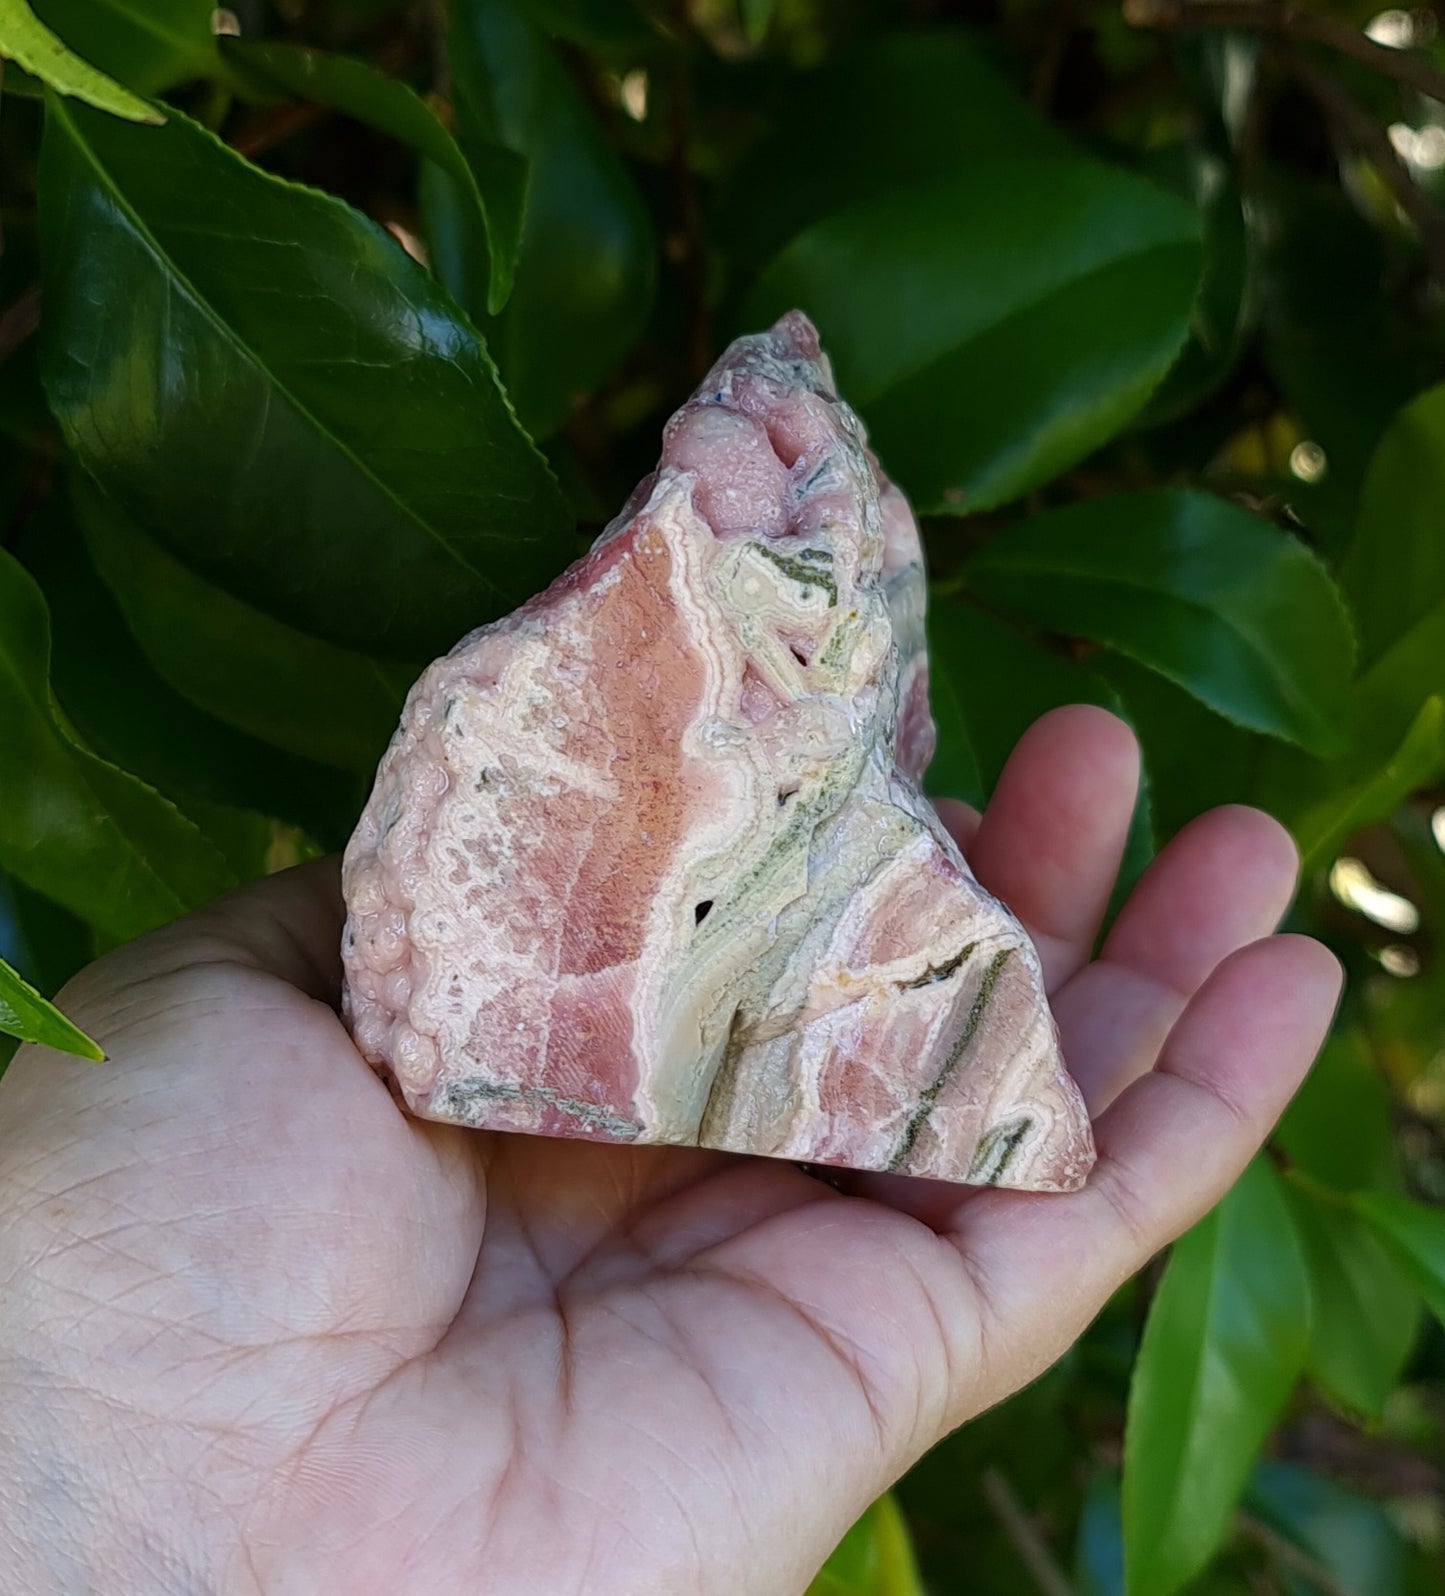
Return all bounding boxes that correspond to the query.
[966,705,1141,990]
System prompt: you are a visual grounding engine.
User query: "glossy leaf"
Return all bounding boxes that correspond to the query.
[927,601,1154,904]
[1100,656,1262,842]
[1123,1158,1310,1596]
[1285,697,1444,872]
[1343,382,1445,669]
[76,479,414,775]
[39,95,572,659]
[720,32,1068,274]
[1275,1033,1400,1194]
[1245,1462,1407,1596]
[1285,1181,1420,1418]
[922,603,986,808]
[31,0,216,94]
[743,161,1201,512]
[927,600,1125,806]
[966,491,1355,756]
[20,483,337,879]
[0,953,103,1059]
[1255,171,1435,549]
[1351,601,1445,757]
[519,0,661,51]
[22,491,359,851]
[0,0,160,121]
[446,0,655,436]
[223,39,527,314]
[1253,601,1445,858]
[740,0,776,46]
[0,873,93,1002]
[1140,148,1251,425]
[0,549,233,941]
[1353,1193,1445,1329]
[807,1495,925,1596]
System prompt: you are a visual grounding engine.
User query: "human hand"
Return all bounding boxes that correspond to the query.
[0,706,1340,1596]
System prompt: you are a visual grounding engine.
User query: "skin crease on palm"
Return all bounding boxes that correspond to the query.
[0,706,1341,1596]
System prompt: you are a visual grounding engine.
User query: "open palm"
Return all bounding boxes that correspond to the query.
[0,707,1340,1596]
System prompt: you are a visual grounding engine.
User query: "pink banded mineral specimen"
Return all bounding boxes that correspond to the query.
[341,313,1094,1191]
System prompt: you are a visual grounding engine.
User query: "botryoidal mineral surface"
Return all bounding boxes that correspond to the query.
[341,313,1094,1191]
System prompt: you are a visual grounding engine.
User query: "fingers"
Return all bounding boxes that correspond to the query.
[1051,806,1300,1112]
[179,855,346,1005]
[967,706,1140,989]
[934,796,981,855]
[943,934,1341,1403]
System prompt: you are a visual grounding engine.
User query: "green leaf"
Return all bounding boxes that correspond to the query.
[445,0,655,437]
[222,38,527,315]
[1253,602,1445,862]
[0,0,161,122]
[0,873,93,1000]
[1284,697,1445,872]
[39,94,572,660]
[742,160,1201,512]
[927,600,1122,805]
[162,798,274,885]
[1342,382,1445,669]
[1123,1158,1310,1596]
[922,604,986,809]
[1139,147,1252,426]
[1353,1192,1445,1329]
[1255,171,1436,551]
[75,478,414,775]
[0,59,42,95]
[1353,601,1445,760]
[1275,1033,1400,1194]
[519,0,661,51]
[720,33,1069,274]
[0,548,233,942]
[1245,1462,1407,1596]
[807,1495,925,1596]
[31,0,216,94]
[1100,656,1262,842]
[740,0,775,45]
[0,953,103,1059]
[927,600,1154,904]
[965,491,1355,756]
[21,491,359,850]
[1285,1180,1420,1418]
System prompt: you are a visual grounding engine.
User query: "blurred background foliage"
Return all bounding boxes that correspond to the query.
[1,0,1443,1591]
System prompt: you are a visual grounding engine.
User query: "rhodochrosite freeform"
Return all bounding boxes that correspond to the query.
[341,314,1094,1190]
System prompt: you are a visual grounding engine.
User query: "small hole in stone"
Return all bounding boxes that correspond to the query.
[789,644,810,667]
[694,900,714,925]
[777,786,799,807]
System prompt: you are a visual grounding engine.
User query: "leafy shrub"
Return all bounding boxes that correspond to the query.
[1,2,1443,1592]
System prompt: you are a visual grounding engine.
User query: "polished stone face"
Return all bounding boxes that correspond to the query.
[341,313,1095,1191]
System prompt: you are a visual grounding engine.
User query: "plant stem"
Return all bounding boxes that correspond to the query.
[981,1468,1077,1596]
[1288,48,1445,279]
[1236,1510,1356,1596]
[1125,0,1445,104]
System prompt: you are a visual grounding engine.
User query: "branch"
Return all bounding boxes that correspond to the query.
[230,97,329,160]
[981,1468,1077,1596]
[1235,1511,1357,1596]
[1125,0,1445,104]
[1289,47,1445,279]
